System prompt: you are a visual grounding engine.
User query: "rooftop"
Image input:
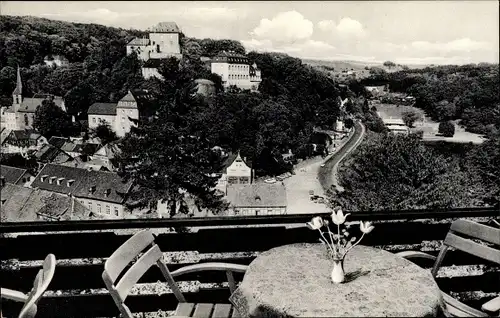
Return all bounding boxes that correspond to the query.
[226,183,287,208]
[0,165,29,184]
[0,183,89,222]
[148,21,181,33]
[212,52,251,65]
[87,102,117,116]
[30,164,133,204]
[127,37,150,46]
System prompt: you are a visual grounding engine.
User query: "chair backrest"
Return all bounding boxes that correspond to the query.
[18,254,56,318]
[431,219,500,276]
[102,230,185,318]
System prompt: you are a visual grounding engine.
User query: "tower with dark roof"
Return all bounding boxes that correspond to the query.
[12,66,23,111]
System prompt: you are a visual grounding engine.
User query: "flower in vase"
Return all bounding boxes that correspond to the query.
[331,209,350,225]
[306,216,324,230]
[360,221,375,234]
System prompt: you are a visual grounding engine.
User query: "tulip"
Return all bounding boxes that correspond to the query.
[306,216,324,230]
[331,209,350,225]
[360,221,375,234]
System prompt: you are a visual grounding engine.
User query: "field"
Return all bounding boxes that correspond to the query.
[376,103,485,144]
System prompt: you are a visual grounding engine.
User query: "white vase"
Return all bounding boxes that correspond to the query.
[331,257,345,284]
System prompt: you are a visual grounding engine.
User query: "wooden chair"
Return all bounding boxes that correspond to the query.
[102,230,248,318]
[396,219,500,317]
[0,254,56,318]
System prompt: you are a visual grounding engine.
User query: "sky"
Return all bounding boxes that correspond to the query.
[2,1,499,65]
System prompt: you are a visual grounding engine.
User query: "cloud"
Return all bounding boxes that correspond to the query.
[317,20,336,32]
[242,38,335,59]
[251,11,314,43]
[317,18,366,38]
[411,38,492,53]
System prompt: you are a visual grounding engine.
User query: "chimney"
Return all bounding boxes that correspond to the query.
[49,176,56,184]
[67,179,75,187]
[89,185,96,194]
[40,175,48,182]
[57,177,65,185]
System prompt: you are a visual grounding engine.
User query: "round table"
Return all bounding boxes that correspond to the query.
[229,244,446,317]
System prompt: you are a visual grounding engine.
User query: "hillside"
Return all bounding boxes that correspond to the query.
[0,15,144,67]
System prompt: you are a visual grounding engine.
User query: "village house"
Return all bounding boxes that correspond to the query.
[211,51,261,91]
[0,129,48,154]
[215,152,253,194]
[0,183,91,222]
[2,67,66,130]
[43,55,70,67]
[89,142,122,171]
[87,90,154,137]
[48,136,100,159]
[225,183,287,216]
[30,164,133,219]
[33,144,73,166]
[382,117,410,135]
[0,165,34,187]
[126,22,183,79]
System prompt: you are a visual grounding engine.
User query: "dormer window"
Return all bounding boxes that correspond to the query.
[104,189,111,197]
[67,179,75,187]
[255,196,261,202]
[40,175,49,182]
[89,185,96,194]
[49,176,56,184]
[56,177,65,185]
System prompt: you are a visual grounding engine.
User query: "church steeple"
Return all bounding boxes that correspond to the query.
[12,65,23,108]
[13,65,22,96]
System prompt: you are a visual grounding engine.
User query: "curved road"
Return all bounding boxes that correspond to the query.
[318,121,366,192]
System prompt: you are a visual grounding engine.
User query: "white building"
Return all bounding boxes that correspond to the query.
[215,152,253,194]
[2,67,66,130]
[126,22,183,79]
[43,55,69,67]
[211,52,261,91]
[87,90,154,137]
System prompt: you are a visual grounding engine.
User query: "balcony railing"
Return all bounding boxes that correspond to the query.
[1,207,499,317]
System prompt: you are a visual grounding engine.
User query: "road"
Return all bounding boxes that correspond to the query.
[282,124,363,214]
[318,121,366,192]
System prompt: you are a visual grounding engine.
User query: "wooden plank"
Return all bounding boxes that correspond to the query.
[175,303,195,316]
[105,230,155,282]
[444,233,500,265]
[450,220,500,246]
[212,304,232,318]
[193,303,214,317]
[115,245,163,301]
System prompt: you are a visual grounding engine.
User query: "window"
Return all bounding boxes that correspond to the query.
[255,210,260,215]
[268,209,273,214]
[87,202,92,210]
[106,205,110,214]
[114,207,119,216]
[97,203,101,213]
[92,118,96,123]
[24,114,29,126]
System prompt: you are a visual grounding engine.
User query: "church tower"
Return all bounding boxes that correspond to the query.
[12,66,23,111]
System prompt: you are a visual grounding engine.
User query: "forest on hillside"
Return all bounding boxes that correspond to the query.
[362,64,500,136]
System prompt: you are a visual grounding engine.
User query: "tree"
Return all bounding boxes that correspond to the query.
[383,61,396,69]
[33,100,75,138]
[439,121,455,137]
[344,118,354,129]
[402,110,422,128]
[92,123,118,145]
[117,57,227,217]
[329,133,476,210]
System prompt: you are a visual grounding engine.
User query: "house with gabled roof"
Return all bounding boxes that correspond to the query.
[30,164,134,219]
[215,152,253,194]
[88,90,154,137]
